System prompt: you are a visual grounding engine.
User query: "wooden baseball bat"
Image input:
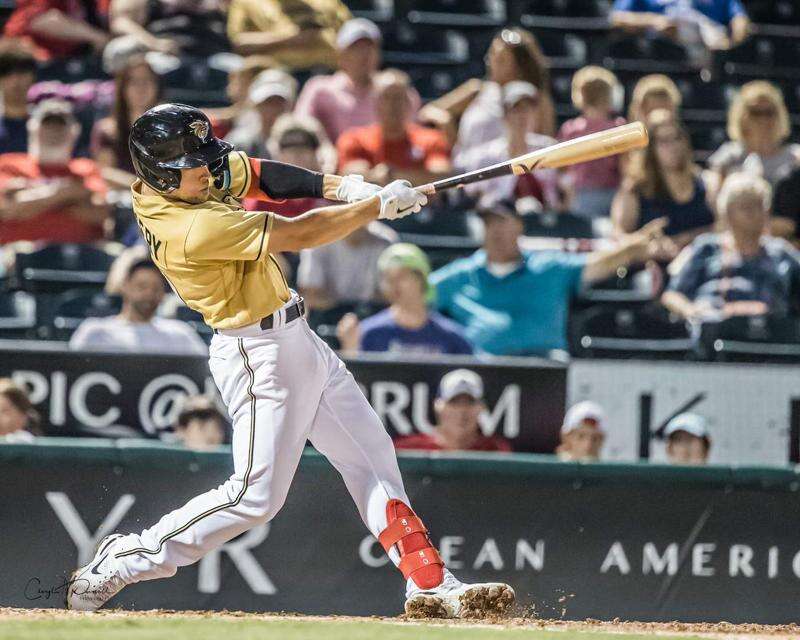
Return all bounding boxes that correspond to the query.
[416,121,648,196]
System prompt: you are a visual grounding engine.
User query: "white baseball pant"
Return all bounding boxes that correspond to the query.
[112,302,410,585]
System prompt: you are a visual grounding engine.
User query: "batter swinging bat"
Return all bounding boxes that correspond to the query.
[416,121,648,196]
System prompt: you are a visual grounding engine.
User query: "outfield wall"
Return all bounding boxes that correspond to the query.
[3,441,800,623]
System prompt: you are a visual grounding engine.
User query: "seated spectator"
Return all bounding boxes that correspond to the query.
[556,401,606,462]
[110,0,229,56]
[612,110,714,260]
[69,259,208,355]
[205,55,268,140]
[4,0,109,61]
[558,67,626,219]
[430,197,666,356]
[297,222,397,312]
[336,243,473,355]
[91,38,162,180]
[225,69,296,159]
[0,41,37,154]
[611,0,750,66]
[244,113,334,217]
[0,377,41,443]
[295,18,421,144]
[227,0,350,71]
[627,74,682,123]
[394,369,511,452]
[459,81,561,211]
[337,69,451,186]
[423,28,555,164]
[0,99,111,244]
[771,164,800,241]
[662,173,800,321]
[663,412,710,465]
[172,395,227,451]
[708,81,800,202]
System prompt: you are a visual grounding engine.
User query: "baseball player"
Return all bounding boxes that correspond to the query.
[66,104,514,618]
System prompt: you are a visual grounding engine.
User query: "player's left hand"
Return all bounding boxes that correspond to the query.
[377,180,428,220]
[336,174,383,203]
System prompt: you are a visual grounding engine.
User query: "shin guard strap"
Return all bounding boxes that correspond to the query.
[398,547,443,581]
[378,515,427,554]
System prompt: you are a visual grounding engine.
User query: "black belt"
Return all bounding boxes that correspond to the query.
[214,298,305,334]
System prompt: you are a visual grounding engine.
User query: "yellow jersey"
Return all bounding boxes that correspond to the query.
[131,150,291,330]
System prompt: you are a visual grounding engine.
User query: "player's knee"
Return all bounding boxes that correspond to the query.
[236,477,288,523]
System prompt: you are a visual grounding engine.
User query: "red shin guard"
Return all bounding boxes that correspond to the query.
[378,499,443,589]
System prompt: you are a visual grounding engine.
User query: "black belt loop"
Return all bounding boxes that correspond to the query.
[213,298,305,334]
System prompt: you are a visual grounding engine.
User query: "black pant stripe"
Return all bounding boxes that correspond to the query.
[114,338,257,559]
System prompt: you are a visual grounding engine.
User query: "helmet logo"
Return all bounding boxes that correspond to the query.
[189,120,209,140]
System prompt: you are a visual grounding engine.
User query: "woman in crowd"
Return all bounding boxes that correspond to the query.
[0,378,41,443]
[419,28,555,163]
[627,73,682,123]
[707,81,800,199]
[612,109,715,259]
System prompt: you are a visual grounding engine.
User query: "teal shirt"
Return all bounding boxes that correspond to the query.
[430,250,586,356]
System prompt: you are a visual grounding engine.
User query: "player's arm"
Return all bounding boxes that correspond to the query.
[582,217,666,285]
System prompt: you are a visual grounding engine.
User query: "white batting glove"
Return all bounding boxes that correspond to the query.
[376,179,428,220]
[335,174,383,203]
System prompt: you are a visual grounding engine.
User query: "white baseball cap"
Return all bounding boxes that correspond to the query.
[336,18,382,50]
[664,413,709,440]
[502,81,539,109]
[561,401,607,436]
[437,369,483,402]
[248,69,297,105]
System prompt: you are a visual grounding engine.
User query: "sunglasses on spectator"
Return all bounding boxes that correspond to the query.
[747,106,777,118]
[654,134,683,145]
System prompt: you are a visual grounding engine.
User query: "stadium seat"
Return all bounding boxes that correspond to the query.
[0,291,37,340]
[517,0,610,19]
[49,290,122,341]
[696,316,800,363]
[382,23,470,66]
[523,211,594,239]
[745,0,800,26]
[348,0,394,23]
[404,0,505,27]
[14,244,116,294]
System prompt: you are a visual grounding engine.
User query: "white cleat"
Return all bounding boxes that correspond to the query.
[404,571,515,619]
[65,534,127,611]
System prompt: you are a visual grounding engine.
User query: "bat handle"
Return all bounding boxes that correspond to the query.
[415,183,437,196]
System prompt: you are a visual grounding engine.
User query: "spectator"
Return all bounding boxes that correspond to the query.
[244,113,334,217]
[206,55,268,140]
[173,395,227,451]
[91,39,162,178]
[627,73,682,123]
[0,99,111,244]
[612,110,714,260]
[556,401,606,462]
[0,378,41,443]
[4,0,109,61]
[227,0,350,71]
[295,18,421,144]
[424,28,555,168]
[663,412,710,465]
[297,222,397,312]
[337,69,451,186]
[336,243,473,355]
[771,163,800,241]
[707,81,800,201]
[394,369,511,452]
[611,0,750,66]
[224,68,297,159]
[69,259,208,355]
[458,81,561,211]
[430,197,666,356]
[110,0,229,56]
[558,66,626,219]
[0,42,37,154]
[662,173,800,321]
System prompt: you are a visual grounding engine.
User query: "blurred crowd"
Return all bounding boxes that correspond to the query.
[0,0,796,461]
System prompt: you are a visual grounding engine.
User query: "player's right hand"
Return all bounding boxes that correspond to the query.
[376,180,428,220]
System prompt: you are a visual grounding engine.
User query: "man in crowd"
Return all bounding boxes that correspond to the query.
[337,68,451,186]
[0,42,37,154]
[663,412,711,465]
[662,173,800,322]
[0,99,110,244]
[556,401,607,462]
[337,243,473,355]
[69,259,208,355]
[430,196,666,356]
[295,18,420,143]
[172,395,227,452]
[394,369,511,452]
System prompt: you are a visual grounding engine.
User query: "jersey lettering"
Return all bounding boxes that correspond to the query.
[137,218,163,262]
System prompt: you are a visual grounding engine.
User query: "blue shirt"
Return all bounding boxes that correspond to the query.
[430,250,586,356]
[612,0,745,25]
[359,309,473,355]
[0,116,28,154]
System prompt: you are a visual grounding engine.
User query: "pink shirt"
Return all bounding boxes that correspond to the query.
[294,71,420,143]
[557,115,627,190]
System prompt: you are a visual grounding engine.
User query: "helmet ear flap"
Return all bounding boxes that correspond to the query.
[130,139,182,193]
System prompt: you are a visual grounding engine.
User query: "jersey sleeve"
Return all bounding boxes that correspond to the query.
[225,150,255,199]
[184,205,272,262]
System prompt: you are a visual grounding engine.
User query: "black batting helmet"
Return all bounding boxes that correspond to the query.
[129,103,233,193]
